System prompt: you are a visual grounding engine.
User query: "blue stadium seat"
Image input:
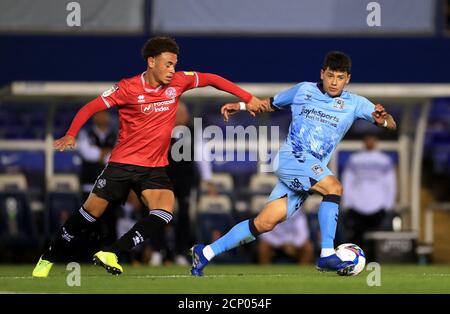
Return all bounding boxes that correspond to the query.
[54,151,82,174]
[0,151,45,172]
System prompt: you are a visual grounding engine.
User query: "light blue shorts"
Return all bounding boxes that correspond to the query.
[267,148,333,217]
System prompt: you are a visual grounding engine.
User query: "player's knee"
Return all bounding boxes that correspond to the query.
[83,193,108,217]
[256,219,278,233]
[326,181,343,196]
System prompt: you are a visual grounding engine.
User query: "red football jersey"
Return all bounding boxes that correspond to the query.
[101,71,200,167]
[66,71,252,168]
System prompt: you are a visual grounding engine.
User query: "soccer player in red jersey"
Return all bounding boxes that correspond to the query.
[32,37,262,277]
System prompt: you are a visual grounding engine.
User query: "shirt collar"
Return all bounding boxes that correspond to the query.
[141,72,163,93]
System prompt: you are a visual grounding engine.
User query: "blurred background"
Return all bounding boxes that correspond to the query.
[0,0,449,267]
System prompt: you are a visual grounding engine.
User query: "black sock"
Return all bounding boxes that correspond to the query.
[43,206,97,261]
[108,209,173,255]
[249,218,262,237]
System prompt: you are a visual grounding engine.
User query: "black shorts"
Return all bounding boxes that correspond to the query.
[91,162,173,203]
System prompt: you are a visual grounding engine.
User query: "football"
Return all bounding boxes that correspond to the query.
[335,243,366,276]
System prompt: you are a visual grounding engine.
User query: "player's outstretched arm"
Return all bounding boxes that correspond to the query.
[221,97,274,122]
[54,97,107,151]
[372,104,397,130]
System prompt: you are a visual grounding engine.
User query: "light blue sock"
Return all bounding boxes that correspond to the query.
[318,194,341,249]
[210,220,256,256]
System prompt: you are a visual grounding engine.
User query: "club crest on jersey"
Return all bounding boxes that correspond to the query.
[333,98,345,110]
[96,179,106,189]
[165,87,177,99]
[137,95,145,103]
[102,84,119,97]
[141,103,154,115]
[311,164,324,176]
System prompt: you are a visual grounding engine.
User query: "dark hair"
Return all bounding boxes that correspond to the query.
[322,51,352,74]
[141,36,179,61]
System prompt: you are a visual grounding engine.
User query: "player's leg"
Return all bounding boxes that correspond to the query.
[58,162,132,275]
[310,175,342,255]
[96,166,175,275]
[274,151,353,274]
[311,175,353,274]
[190,176,310,277]
[32,193,108,277]
[94,188,174,275]
[190,196,288,276]
[106,188,174,255]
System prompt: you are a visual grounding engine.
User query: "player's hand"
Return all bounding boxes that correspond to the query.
[54,135,76,152]
[221,102,241,122]
[245,96,265,116]
[372,103,388,126]
[221,97,265,122]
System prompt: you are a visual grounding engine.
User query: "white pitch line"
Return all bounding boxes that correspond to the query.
[126,273,298,279]
[0,273,303,280]
[422,273,450,277]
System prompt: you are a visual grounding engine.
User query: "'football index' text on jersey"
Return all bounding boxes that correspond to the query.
[141,98,176,115]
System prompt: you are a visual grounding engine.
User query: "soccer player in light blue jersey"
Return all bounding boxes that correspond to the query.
[191,51,397,276]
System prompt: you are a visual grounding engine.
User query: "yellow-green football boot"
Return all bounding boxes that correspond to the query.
[93,251,123,275]
[32,256,54,278]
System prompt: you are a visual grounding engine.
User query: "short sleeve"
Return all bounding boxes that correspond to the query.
[354,95,375,122]
[101,80,129,108]
[176,71,199,92]
[272,83,303,110]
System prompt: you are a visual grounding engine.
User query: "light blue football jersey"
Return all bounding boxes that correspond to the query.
[272,82,375,165]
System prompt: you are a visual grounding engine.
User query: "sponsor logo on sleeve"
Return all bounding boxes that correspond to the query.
[102,84,119,97]
[311,164,324,176]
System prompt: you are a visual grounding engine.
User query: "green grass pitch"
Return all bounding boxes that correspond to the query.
[1,264,449,294]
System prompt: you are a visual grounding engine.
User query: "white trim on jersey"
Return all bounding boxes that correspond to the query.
[194,72,199,88]
[101,96,111,108]
[140,72,163,93]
